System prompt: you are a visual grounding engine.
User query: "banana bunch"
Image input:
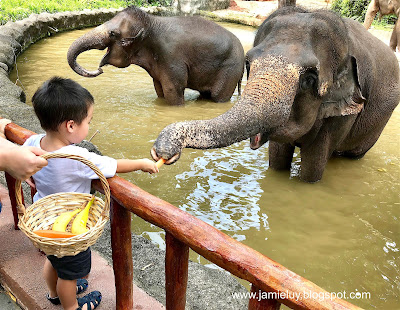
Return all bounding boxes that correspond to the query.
[52,195,95,235]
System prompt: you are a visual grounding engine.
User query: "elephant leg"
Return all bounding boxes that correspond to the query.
[268,141,295,171]
[153,79,164,98]
[210,68,242,102]
[161,78,185,105]
[299,143,331,183]
[389,19,400,51]
[364,0,379,29]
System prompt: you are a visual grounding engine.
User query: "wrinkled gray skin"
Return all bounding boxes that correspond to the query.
[67,6,244,105]
[151,7,400,182]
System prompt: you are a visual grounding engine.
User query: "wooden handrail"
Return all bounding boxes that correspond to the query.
[4,122,35,145]
[4,122,363,310]
[93,176,362,310]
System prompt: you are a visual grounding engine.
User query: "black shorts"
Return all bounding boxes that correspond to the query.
[47,247,91,280]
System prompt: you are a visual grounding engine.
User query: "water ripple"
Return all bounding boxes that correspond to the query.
[175,142,269,235]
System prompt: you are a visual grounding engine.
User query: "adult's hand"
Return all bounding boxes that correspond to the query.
[0,141,48,180]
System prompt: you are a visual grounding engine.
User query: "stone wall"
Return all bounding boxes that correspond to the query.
[0,8,124,130]
[0,8,247,310]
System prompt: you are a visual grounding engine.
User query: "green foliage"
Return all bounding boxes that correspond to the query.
[0,0,171,25]
[331,0,396,25]
[331,0,370,22]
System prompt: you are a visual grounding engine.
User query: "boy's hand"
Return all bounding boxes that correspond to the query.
[140,158,159,174]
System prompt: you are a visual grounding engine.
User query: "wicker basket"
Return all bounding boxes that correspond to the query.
[16,153,111,258]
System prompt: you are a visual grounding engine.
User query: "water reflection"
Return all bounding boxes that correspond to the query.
[177,143,268,234]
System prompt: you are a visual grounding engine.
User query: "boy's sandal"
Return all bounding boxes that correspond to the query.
[46,279,89,305]
[46,293,61,305]
[77,278,89,294]
[76,291,102,310]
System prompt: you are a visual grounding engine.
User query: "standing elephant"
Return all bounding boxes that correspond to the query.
[151,7,400,183]
[67,6,245,105]
[364,0,400,51]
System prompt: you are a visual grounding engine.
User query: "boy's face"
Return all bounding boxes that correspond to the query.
[71,104,94,144]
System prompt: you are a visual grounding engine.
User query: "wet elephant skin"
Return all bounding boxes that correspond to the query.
[152,7,400,182]
[67,6,245,105]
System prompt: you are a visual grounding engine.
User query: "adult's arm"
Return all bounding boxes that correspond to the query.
[0,119,47,180]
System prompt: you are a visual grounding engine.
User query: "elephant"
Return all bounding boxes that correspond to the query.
[364,0,400,51]
[67,6,245,105]
[151,6,400,183]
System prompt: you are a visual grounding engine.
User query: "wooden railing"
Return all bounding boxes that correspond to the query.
[4,122,363,310]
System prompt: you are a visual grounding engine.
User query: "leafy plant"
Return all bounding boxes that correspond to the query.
[0,0,170,25]
[331,0,396,25]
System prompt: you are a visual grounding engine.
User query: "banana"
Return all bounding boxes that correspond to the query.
[52,208,80,232]
[71,195,95,235]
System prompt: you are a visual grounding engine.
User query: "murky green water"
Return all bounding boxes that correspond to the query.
[10,22,400,309]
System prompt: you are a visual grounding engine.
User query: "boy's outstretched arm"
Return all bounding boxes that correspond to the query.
[116,158,159,174]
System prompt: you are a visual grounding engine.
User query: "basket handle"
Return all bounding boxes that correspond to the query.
[15,153,111,218]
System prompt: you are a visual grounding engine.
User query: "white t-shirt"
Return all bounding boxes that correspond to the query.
[23,134,117,202]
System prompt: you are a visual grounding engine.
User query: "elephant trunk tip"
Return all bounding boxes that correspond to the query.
[70,66,104,78]
[150,147,180,165]
[67,35,106,78]
[67,49,104,77]
[83,67,103,78]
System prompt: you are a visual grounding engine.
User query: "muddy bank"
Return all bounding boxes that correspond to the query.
[0,7,248,310]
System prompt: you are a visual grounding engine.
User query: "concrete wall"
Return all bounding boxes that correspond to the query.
[0,7,248,310]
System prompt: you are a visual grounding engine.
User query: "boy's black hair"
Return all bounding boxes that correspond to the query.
[32,76,94,131]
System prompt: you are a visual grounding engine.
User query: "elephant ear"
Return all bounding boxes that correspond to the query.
[318,56,365,119]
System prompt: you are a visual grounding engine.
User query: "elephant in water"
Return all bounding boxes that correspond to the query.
[151,7,400,183]
[364,0,400,51]
[67,6,244,105]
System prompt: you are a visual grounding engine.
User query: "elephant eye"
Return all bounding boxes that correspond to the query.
[120,38,134,47]
[300,71,318,91]
[109,30,121,39]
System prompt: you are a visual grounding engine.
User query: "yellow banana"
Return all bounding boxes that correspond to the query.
[71,195,95,235]
[52,209,80,232]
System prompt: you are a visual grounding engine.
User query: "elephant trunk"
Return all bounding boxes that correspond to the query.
[152,56,301,162]
[67,25,109,77]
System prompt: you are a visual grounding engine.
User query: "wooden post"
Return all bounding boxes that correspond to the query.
[4,172,19,230]
[110,198,133,310]
[248,285,281,310]
[165,232,189,310]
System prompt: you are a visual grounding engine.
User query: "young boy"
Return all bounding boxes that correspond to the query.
[24,76,159,310]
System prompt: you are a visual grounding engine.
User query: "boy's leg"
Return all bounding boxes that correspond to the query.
[43,258,58,298]
[57,278,79,310]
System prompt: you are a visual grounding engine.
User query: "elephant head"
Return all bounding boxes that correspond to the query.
[67,7,149,77]
[151,7,366,170]
[151,55,303,163]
